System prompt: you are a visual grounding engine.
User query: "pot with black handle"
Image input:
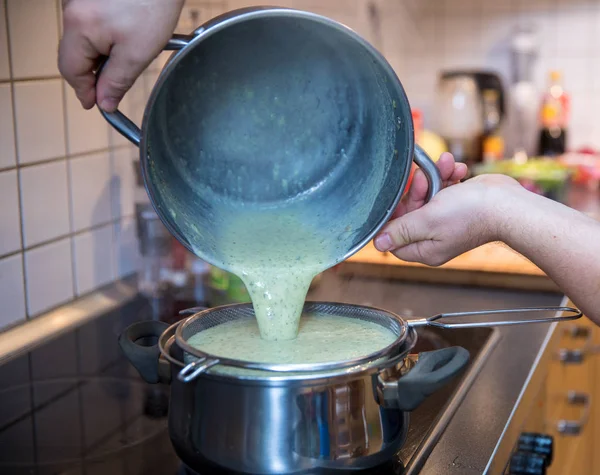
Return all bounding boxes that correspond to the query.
[118,302,580,474]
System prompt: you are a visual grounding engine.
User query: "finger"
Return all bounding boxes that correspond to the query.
[449,162,468,182]
[435,152,457,181]
[391,240,434,264]
[391,240,454,267]
[374,210,430,252]
[403,168,428,209]
[58,32,98,109]
[96,44,149,112]
[405,152,457,210]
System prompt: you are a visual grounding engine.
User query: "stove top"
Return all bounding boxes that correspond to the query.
[0,290,494,474]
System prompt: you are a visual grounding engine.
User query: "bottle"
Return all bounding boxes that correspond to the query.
[537,70,569,156]
[482,89,505,163]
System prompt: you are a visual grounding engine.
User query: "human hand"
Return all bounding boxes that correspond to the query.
[58,0,185,112]
[392,152,468,220]
[374,154,523,266]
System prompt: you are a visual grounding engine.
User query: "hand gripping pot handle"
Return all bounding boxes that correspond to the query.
[96,34,192,146]
[118,320,170,384]
[388,346,470,411]
[413,144,443,201]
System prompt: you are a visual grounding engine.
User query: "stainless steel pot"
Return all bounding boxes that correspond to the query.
[118,303,581,474]
[98,7,443,270]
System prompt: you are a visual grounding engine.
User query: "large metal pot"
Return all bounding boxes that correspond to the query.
[118,303,580,474]
[99,7,443,271]
[120,319,465,474]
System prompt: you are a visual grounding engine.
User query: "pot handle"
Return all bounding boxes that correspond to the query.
[395,346,470,411]
[96,34,192,146]
[413,144,443,201]
[118,320,170,384]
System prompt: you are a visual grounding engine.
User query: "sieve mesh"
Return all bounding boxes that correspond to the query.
[174,302,408,373]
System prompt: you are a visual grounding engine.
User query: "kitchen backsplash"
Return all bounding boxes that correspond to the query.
[0,0,598,332]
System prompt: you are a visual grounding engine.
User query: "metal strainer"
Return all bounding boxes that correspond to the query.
[175,302,409,382]
[173,302,582,383]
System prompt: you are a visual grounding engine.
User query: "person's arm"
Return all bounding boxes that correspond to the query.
[496,183,600,323]
[58,0,185,111]
[374,155,600,324]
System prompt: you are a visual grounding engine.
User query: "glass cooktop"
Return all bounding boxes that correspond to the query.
[0,273,497,475]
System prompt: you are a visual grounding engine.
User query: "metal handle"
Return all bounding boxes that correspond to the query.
[379,346,470,411]
[118,320,170,384]
[413,144,443,201]
[178,357,220,383]
[408,306,582,329]
[96,34,192,146]
[555,391,591,435]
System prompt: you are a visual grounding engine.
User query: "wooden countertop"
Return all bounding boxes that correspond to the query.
[338,241,558,292]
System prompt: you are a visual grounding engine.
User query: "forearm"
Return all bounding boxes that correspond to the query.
[497,188,600,323]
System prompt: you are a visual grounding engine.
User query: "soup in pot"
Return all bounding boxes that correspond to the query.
[186,312,396,365]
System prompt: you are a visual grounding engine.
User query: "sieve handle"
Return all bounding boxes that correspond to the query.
[96,34,192,146]
[408,306,583,329]
[413,145,443,201]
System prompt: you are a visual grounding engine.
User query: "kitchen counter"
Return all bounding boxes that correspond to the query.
[307,270,564,474]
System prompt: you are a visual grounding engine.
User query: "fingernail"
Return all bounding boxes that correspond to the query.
[374,233,393,252]
[99,97,118,112]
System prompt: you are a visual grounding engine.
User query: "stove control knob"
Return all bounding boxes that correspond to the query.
[508,450,546,475]
[517,432,553,466]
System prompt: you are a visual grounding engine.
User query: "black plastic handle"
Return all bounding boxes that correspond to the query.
[396,346,470,411]
[118,320,170,384]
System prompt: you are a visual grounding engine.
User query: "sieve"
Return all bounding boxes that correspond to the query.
[173,302,582,383]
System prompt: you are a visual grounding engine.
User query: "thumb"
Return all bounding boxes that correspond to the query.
[374,210,430,252]
[96,46,147,112]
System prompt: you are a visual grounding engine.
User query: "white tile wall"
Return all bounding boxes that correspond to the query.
[24,238,74,316]
[113,217,140,279]
[0,85,16,169]
[0,0,214,331]
[13,80,66,164]
[0,170,21,256]
[0,1,10,81]
[69,152,113,232]
[0,255,26,328]
[73,225,115,295]
[7,0,60,78]
[20,160,70,247]
[65,84,110,155]
[110,148,136,220]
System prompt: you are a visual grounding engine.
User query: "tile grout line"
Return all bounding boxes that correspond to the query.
[0,218,123,261]
[14,144,132,169]
[4,0,29,320]
[61,77,78,298]
[109,145,120,281]
[58,0,78,298]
